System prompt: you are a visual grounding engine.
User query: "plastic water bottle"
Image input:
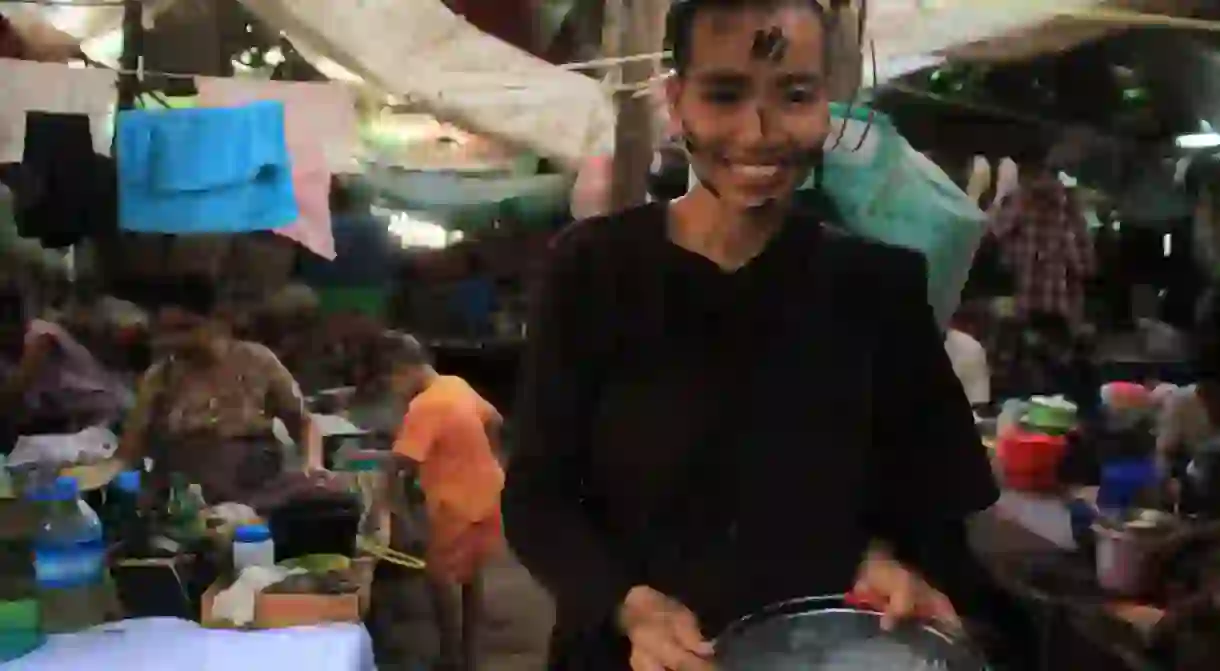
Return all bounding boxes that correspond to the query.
[29,476,108,633]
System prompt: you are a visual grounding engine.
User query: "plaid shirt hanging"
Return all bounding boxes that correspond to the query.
[990,174,1095,326]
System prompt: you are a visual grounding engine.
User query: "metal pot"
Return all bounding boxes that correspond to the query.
[715,595,989,671]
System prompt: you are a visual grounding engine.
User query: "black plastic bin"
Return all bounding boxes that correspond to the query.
[267,494,362,561]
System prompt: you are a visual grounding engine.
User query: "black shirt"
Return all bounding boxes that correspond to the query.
[505,202,998,669]
[6,113,118,249]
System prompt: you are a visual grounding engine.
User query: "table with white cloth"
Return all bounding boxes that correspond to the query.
[0,618,375,671]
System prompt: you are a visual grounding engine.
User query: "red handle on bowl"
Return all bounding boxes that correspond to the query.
[844,588,879,610]
[845,587,939,619]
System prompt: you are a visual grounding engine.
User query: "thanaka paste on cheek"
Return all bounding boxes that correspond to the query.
[680,127,722,198]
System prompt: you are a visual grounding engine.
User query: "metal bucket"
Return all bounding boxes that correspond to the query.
[1092,509,1176,596]
[715,595,989,671]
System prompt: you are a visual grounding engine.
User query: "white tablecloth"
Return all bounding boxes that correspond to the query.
[1,618,375,671]
[993,490,1077,550]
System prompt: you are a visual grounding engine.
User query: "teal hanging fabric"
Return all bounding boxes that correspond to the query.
[808,103,986,327]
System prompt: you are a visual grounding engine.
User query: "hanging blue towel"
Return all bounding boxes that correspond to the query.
[116,101,298,233]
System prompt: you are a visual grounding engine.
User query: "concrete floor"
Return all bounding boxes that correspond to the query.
[366,548,554,671]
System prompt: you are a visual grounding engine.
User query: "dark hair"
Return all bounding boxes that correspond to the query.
[156,276,218,317]
[666,0,830,75]
[379,331,431,369]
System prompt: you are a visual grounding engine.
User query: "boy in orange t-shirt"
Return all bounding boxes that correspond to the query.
[383,333,504,671]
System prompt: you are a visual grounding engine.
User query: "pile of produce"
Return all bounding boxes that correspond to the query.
[264,554,360,595]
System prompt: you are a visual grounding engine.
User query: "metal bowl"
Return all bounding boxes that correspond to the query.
[715,596,989,671]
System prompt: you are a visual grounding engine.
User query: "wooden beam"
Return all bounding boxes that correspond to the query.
[609,0,661,211]
[117,0,143,110]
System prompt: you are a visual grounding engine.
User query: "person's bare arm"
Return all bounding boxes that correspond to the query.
[113,363,165,468]
[258,344,321,470]
[482,404,505,456]
[391,400,436,474]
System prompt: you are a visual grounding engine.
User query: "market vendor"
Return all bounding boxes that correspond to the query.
[505,2,1004,670]
[378,332,504,671]
[113,276,325,506]
[1157,287,1220,474]
[0,284,131,436]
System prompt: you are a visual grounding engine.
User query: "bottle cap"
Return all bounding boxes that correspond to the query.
[114,470,141,494]
[233,524,272,544]
[27,476,81,501]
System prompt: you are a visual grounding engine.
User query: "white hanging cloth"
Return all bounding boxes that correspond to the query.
[0,59,116,163]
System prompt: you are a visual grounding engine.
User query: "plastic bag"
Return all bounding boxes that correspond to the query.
[812,103,987,327]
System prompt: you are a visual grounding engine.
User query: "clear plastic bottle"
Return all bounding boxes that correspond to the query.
[29,476,108,633]
[232,524,276,575]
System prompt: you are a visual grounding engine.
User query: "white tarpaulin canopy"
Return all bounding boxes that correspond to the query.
[4,0,1182,165]
[865,0,1118,82]
[237,0,617,170]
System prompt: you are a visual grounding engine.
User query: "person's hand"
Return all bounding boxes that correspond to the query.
[618,586,716,671]
[301,466,336,485]
[851,547,960,631]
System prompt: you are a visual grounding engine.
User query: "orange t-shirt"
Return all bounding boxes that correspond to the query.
[393,376,505,524]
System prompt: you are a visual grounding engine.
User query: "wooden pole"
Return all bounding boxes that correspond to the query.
[608,0,659,212]
[89,0,144,288]
[117,0,143,110]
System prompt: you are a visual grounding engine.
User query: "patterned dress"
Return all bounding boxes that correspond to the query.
[125,339,311,506]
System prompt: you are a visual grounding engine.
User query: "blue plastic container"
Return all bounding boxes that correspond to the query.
[1098,459,1158,512]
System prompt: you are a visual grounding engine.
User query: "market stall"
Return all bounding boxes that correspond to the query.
[968,392,1220,671]
[5,2,1220,671]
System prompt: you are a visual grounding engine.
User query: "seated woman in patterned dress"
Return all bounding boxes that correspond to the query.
[112,277,329,510]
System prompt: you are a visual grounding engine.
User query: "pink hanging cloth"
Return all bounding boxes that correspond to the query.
[196,78,359,260]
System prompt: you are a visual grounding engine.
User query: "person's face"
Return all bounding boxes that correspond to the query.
[152,306,214,357]
[666,4,829,212]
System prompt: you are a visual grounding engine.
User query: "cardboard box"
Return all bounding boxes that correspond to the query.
[201,557,374,629]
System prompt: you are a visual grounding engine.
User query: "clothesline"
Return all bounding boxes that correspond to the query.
[549,6,1220,70]
[64,59,669,97]
[3,6,1219,68]
[8,4,1220,126]
[0,0,124,6]
[14,5,1213,93]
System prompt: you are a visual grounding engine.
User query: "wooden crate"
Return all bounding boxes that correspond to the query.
[201,557,374,629]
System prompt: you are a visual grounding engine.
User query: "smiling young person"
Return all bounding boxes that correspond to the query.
[505,2,1000,670]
